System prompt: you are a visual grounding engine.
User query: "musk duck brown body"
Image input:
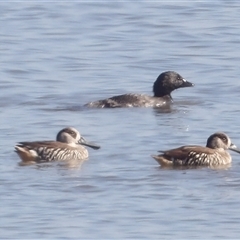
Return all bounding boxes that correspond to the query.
[85,71,194,108]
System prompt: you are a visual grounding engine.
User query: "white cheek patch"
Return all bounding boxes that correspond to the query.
[68,142,76,147]
[76,133,81,142]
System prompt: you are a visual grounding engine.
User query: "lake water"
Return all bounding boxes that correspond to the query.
[1,1,240,238]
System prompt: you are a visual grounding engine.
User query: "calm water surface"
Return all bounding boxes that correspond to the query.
[1,1,240,239]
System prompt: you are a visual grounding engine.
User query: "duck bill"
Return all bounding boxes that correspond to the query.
[229,143,240,154]
[181,79,194,88]
[78,136,100,150]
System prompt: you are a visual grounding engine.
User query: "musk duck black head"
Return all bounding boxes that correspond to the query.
[153,71,194,98]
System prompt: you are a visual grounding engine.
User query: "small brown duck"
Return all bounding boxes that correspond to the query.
[15,127,100,163]
[152,132,240,167]
[85,71,194,108]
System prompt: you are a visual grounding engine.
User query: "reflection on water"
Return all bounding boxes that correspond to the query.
[156,163,232,171]
[18,159,87,169]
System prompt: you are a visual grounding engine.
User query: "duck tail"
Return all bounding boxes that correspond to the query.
[14,145,37,162]
[151,155,173,166]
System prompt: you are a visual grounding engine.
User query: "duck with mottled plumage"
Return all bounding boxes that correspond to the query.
[152,132,240,167]
[85,71,194,108]
[15,127,100,163]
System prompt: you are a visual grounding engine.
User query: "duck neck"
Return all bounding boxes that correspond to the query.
[154,93,173,101]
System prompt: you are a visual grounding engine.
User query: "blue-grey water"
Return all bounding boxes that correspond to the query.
[1,1,240,238]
